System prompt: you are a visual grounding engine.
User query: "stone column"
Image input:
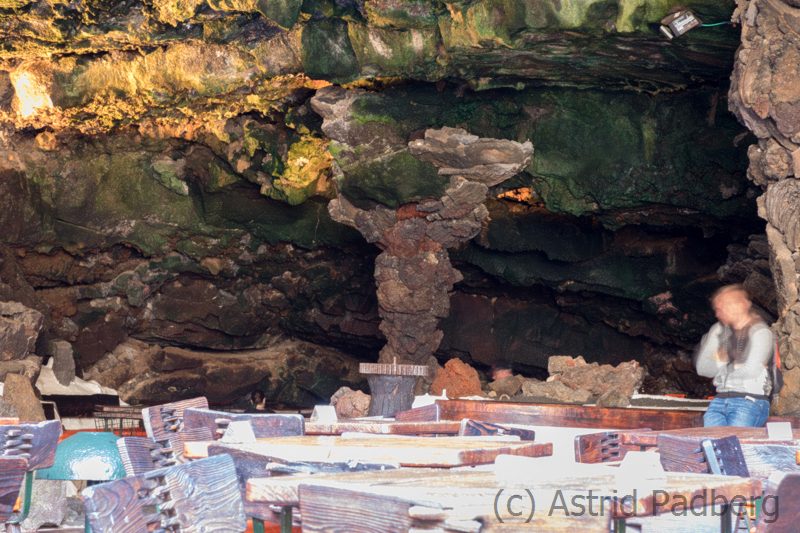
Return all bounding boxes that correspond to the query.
[328,127,533,365]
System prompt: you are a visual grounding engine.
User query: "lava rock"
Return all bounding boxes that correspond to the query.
[519,379,592,404]
[430,358,483,399]
[0,301,43,361]
[2,373,45,422]
[487,374,525,397]
[330,386,371,419]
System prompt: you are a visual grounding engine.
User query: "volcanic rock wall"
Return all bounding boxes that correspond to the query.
[0,1,771,403]
[729,0,800,414]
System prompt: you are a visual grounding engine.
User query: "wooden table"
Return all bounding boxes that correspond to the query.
[397,399,705,430]
[247,467,762,532]
[0,418,18,425]
[304,420,462,436]
[185,435,552,467]
[576,426,800,463]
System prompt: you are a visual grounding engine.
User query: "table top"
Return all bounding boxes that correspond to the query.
[621,426,800,447]
[304,420,462,436]
[0,418,19,425]
[185,435,552,467]
[248,466,762,520]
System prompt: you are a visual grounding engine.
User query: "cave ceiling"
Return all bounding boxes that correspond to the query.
[0,0,767,402]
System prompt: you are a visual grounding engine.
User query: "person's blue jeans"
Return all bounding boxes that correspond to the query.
[703,396,770,427]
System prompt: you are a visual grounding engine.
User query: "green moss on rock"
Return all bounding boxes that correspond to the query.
[268,136,332,205]
[152,157,190,196]
[301,18,359,82]
[364,0,442,29]
[339,149,445,208]
[347,23,443,78]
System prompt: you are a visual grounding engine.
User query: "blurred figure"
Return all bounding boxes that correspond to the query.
[491,364,513,381]
[695,285,773,427]
[247,389,267,413]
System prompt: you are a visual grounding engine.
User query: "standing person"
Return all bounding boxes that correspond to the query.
[695,284,774,427]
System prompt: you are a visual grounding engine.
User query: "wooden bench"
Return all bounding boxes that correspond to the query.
[396,399,705,430]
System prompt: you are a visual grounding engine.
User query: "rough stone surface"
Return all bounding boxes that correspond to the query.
[0,355,42,382]
[85,338,364,406]
[547,355,588,376]
[0,398,18,417]
[729,0,800,413]
[0,0,777,403]
[596,388,634,408]
[330,386,371,419]
[553,359,646,400]
[519,379,593,405]
[20,480,69,532]
[0,300,43,361]
[2,373,45,421]
[49,340,76,386]
[323,119,533,366]
[413,356,441,395]
[429,358,483,399]
[487,374,526,398]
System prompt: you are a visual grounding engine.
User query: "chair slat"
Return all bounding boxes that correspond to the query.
[0,457,27,522]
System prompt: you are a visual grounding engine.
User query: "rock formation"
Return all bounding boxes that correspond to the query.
[0,1,784,403]
[729,0,800,413]
[324,118,533,366]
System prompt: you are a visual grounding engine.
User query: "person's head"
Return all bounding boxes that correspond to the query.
[250,390,265,405]
[491,365,513,381]
[711,284,753,328]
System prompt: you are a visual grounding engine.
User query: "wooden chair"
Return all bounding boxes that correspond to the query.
[1,420,62,531]
[757,472,800,532]
[659,434,752,532]
[574,430,640,463]
[116,436,177,476]
[0,420,62,471]
[0,458,27,522]
[142,397,211,462]
[183,408,304,439]
[82,453,246,533]
[458,419,535,441]
[657,434,749,476]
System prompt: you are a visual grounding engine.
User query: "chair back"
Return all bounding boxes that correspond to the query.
[183,408,304,439]
[83,453,246,533]
[0,420,62,470]
[658,433,749,476]
[142,397,210,461]
[116,436,177,476]
[0,458,27,522]
[701,435,749,477]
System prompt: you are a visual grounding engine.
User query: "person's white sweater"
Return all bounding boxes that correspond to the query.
[694,320,773,397]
